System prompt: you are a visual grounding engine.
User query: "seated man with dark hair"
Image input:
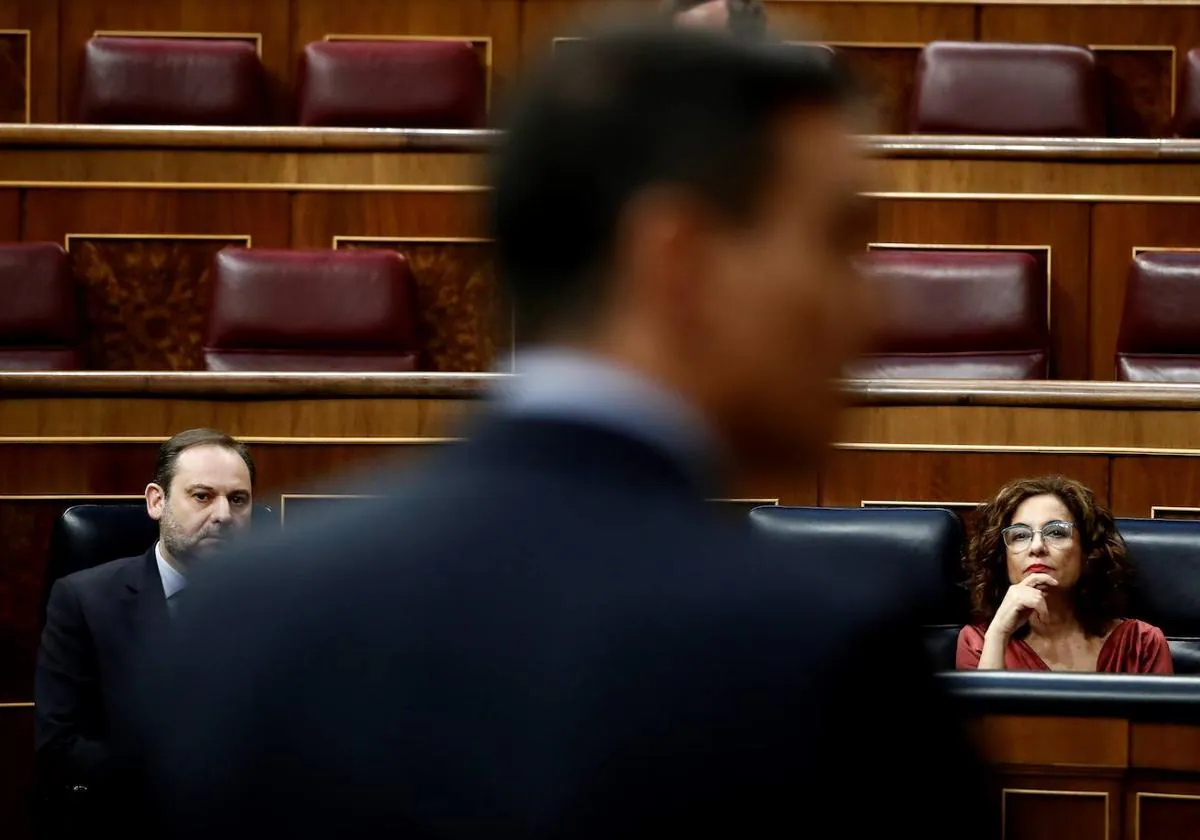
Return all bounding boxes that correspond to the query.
[665,0,768,39]
[34,428,256,837]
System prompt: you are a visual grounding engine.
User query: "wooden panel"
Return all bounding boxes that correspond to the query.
[336,237,508,373]
[981,715,1128,768]
[1002,787,1111,840]
[1133,723,1200,772]
[290,192,487,245]
[820,450,1111,508]
[1095,47,1175,139]
[872,199,1091,379]
[518,0,644,61]
[1131,790,1200,840]
[1110,457,1200,518]
[23,190,289,370]
[1090,203,1200,381]
[0,0,55,123]
[782,2,976,43]
[0,188,19,240]
[59,0,293,122]
[293,0,522,99]
[0,705,34,840]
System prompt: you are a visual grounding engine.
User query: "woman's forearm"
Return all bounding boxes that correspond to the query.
[977,630,1009,669]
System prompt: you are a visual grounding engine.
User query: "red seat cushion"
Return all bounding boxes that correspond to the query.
[911,41,1103,137]
[1177,49,1200,138]
[78,36,266,125]
[299,40,486,128]
[0,242,82,371]
[847,250,1049,379]
[204,248,420,372]
[1117,251,1200,382]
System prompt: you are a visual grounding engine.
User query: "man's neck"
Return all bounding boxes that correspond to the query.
[157,540,189,576]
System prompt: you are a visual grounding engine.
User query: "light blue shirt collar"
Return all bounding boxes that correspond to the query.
[495,348,722,489]
[155,541,188,601]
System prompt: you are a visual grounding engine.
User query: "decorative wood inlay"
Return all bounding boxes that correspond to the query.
[65,235,251,370]
[334,237,508,373]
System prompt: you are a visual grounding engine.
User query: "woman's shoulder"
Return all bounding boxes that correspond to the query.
[957,623,988,643]
[1112,618,1168,643]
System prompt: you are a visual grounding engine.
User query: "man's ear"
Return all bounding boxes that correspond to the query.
[146,483,166,522]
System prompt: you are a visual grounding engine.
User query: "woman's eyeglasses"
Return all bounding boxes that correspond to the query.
[1002,520,1075,552]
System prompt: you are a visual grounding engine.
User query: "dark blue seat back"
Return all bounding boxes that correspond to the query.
[1117,517,1200,674]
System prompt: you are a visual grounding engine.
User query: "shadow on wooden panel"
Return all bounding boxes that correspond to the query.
[0,31,28,123]
[1002,789,1110,840]
[0,496,142,702]
[65,234,251,371]
[1134,792,1200,840]
[0,704,34,840]
[1093,47,1175,138]
[830,44,922,135]
[334,237,509,372]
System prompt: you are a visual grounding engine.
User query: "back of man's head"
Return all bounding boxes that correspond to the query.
[490,27,869,471]
[664,0,767,39]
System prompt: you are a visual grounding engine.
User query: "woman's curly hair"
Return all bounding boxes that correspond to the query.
[966,475,1132,638]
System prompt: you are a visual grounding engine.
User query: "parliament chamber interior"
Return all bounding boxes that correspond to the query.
[8,0,1200,837]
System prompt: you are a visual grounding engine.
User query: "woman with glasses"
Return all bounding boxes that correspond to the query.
[956,475,1172,673]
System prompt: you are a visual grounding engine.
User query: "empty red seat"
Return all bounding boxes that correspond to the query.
[1116,251,1200,382]
[204,248,420,372]
[1177,49,1200,138]
[299,40,486,128]
[847,250,1049,379]
[0,243,82,370]
[78,36,266,124]
[911,41,1103,137]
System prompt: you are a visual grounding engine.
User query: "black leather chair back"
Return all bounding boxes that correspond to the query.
[42,502,275,627]
[748,505,969,670]
[1117,517,1200,674]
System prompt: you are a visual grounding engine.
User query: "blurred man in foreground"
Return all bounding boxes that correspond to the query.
[147,27,993,839]
[666,0,767,38]
[36,428,254,838]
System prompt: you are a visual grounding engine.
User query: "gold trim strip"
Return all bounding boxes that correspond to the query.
[0,437,456,445]
[0,702,33,709]
[93,30,264,57]
[1132,245,1200,259]
[867,242,1053,328]
[0,30,32,124]
[1150,506,1200,519]
[833,443,1200,456]
[1001,788,1110,840]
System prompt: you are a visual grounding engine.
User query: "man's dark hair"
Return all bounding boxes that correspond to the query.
[490,26,856,340]
[663,0,768,40]
[152,428,256,496]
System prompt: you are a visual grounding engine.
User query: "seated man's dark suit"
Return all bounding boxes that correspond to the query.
[145,366,995,839]
[36,547,165,837]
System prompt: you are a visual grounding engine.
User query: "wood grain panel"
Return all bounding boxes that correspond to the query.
[0,0,55,123]
[290,192,487,246]
[1132,791,1200,840]
[0,31,29,124]
[1090,203,1200,381]
[0,188,20,240]
[336,237,509,373]
[982,715,1128,768]
[1110,456,1200,518]
[59,0,292,123]
[820,450,1111,508]
[1132,723,1200,772]
[873,199,1091,379]
[781,2,975,43]
[0,705,34,840]
[293,0,521,102]
[1095,47,1175,139]
[1002,787,1111,840]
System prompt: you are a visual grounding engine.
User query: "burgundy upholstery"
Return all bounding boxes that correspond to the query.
[911,41,1103,137]
[1116,252,1200,382]
[0,243,82,371]
[1177,49,1200,138]
[847,250,1049,379]
[78,37,266,125]
[300,40,486,128]
[204,248,420,372]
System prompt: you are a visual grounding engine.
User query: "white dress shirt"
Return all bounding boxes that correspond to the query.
[155,541,188,609]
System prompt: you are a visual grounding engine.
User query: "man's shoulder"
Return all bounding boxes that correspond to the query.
[56,550,149,596]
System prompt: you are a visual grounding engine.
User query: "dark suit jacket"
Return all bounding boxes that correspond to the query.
[35,548,164,835]
[147,415,997,839]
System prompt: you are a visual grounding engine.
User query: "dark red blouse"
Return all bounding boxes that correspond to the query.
[956,619,1174,674]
